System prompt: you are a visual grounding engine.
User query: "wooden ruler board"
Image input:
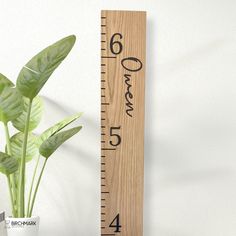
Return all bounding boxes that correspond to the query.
[101,10,146,236]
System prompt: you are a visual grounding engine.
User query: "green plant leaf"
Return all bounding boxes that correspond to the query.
[16,35,76,99]
[36,113,82,147]
[0,152,18,175]
[0,87,23,123]
[8,132,38,162]
[12,96,43,132]
[0,73,14,93]
[39,126,82,159]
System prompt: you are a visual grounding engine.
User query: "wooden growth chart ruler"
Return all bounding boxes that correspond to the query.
[101,10,146,236]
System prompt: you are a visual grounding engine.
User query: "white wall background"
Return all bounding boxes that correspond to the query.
[0,0,235,235]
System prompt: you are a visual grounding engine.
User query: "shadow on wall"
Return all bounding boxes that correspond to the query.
[38,96,99,236]
[41,95,98,169]
[42,96,98,130]
[144,16,159,236]
[143,15,234,236]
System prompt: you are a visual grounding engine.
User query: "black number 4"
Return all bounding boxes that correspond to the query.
[109,214,122,233]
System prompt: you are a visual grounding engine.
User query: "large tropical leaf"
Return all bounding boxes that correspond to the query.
[16,35,76,99]
[0,152,18,176]
[12,96,43,132]
[0,87,23,123]
[7,132,38,162]
[0,73,14,93]
[36,113,82,147]
[39,126,82,159]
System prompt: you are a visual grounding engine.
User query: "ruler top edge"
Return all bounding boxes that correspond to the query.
[101,10,146,15]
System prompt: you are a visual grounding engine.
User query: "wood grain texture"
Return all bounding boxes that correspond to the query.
[101,10,146,236]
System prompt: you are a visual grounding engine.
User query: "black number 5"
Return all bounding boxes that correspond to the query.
[110,33,123,55]
[109,127,121,147]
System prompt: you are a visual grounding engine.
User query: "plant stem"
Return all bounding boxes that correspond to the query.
[17,99,33,217]
[26,154,40,217]
[4,122,17,217]
[7,175,16,217]
[29,158,47,217]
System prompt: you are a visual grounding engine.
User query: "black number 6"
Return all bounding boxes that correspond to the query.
[110,33,123,55]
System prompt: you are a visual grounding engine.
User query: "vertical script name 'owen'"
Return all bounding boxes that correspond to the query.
[121,57,143,118]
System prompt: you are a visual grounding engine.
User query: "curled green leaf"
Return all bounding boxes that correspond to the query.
[36,112,82,147]
[39,126,82,159]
